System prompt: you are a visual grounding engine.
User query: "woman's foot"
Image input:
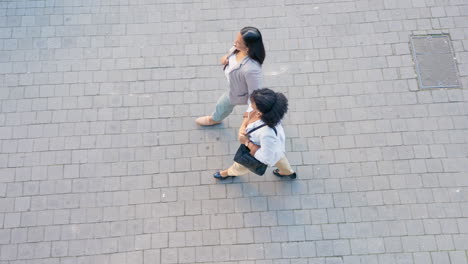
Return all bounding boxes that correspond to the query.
[195,116,222,126]
[273,169,297,179]
[213,170,236,180]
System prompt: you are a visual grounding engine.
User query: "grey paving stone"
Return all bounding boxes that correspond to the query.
[321,224,340,240]
[453,234,468,250]
[282,242,300,258]
[288,225,305,241]
[227,213,244,229]
[316,240,334,257]
[253,227,271,243]
[244,212,261,227]
[263,243,282,260]
[261,212,278,227]
[236,228,254,244]
[0,1,467,264]
[449,251,468,264]
[271,226,289,242]
[277,210,295,226]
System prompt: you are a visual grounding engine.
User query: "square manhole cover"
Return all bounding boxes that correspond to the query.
[410,35,461,89]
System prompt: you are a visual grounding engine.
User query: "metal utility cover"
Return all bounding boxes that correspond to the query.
[410,35,461,89]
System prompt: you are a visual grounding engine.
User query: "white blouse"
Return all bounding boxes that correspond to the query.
[245,120,286,166]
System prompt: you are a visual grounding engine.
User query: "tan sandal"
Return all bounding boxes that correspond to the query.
[195,116,222,126]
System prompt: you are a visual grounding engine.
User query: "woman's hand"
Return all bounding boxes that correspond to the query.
[247,110,260,123]
[238,127,246,141]
[220,55,228,65]
[238,133,249,144]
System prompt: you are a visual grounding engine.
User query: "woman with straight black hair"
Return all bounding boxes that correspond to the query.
[196,27,266,137]
[213,88,297,180]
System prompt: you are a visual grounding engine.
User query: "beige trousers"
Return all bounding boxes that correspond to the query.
[227,156,294,176]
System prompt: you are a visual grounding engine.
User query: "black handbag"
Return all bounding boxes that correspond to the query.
[234,124,277,176]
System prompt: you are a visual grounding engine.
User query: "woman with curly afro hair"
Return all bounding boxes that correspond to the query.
[214,88,297,180]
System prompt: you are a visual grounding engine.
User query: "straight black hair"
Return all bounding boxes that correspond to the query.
[251,88,288,128]
[240,26,266,65]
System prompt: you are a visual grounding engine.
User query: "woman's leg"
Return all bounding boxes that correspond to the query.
[211,92,235,122]
[274,156,295,175]
[226,162,250,176]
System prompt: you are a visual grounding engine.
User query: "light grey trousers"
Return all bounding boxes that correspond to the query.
[211,92,236,122]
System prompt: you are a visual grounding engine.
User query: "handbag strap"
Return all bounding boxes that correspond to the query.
[246,123,277,136]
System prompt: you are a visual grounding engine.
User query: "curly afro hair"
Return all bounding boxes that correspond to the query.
[251,88,288,128]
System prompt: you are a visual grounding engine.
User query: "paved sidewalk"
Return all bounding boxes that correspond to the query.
[0,0,467,263]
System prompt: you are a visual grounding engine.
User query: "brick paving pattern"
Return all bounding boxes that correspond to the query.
[0,0,467,263]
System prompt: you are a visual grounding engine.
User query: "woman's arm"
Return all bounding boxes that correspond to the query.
[239,127,277,165]
[221,46,237,65]
[246,140,260,156]
[238,114,249,140]
[220,55,229,65]
[238,109,259,140]
[238,131,260,156]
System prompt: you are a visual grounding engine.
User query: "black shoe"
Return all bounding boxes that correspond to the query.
[273,169,297,179]
[213,171,236,180]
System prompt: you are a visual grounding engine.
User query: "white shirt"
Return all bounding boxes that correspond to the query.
[246,120,286,166]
